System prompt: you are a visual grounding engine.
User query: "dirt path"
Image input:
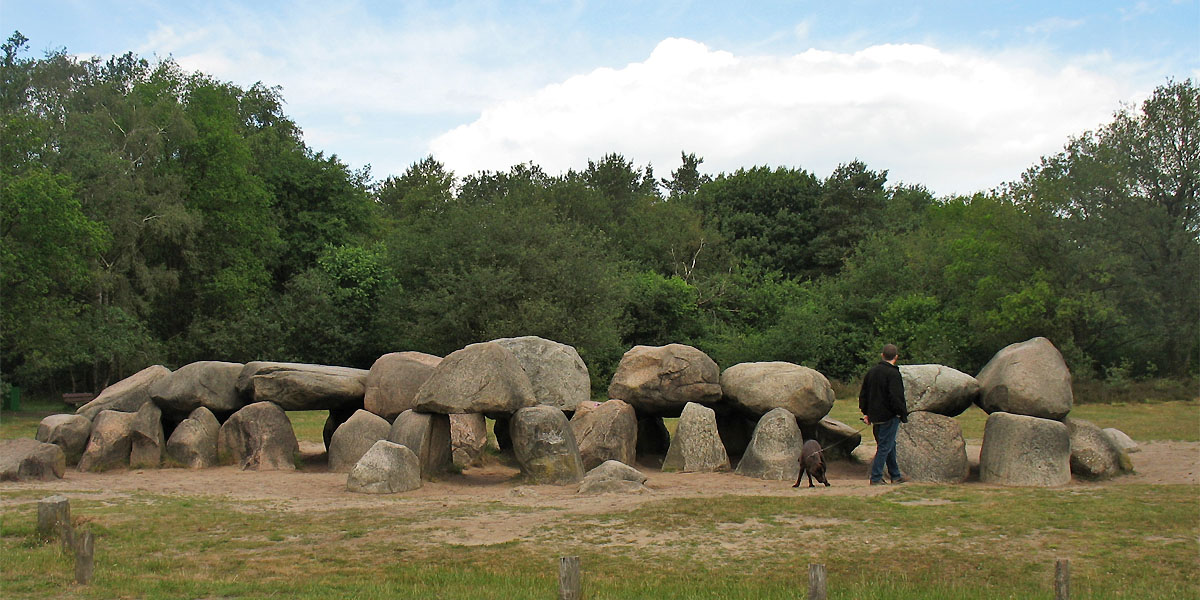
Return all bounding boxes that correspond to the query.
[3,440,1195,517]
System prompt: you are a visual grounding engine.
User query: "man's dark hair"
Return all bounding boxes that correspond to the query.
[881,344,899,361]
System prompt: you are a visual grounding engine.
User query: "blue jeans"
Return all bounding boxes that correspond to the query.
[870,417,903,483]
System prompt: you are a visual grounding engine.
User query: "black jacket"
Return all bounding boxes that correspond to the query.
[859,361,908,423]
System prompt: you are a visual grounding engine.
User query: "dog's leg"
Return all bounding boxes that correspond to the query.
[792,465,804,488]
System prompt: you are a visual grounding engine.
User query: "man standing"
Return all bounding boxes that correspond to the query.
[859,343,908,485]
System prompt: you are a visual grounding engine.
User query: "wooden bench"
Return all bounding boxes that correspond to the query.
[62,393,96,408]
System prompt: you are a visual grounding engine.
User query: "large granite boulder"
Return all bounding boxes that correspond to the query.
[237,362,368,411]
[450,413,488,468]
[78,410,138,472]
[492,336,591,412]
[165,407,220,468]
[217,402,299,471]
[896,411,969,483]
[662,402,730,473]
[720,362,834,424]
[150,361,244,417]
[129,401,165,469]
[608,344,722,417]
[510,406,585,484]
[979,412,1071,486]
[347,440,423,494]
[36,414,91,465]
[570,399,637,470]
[976,338,1073,420]
[578,460,651,495]
[0,439,66,481]
[735,408,804,480]
[388,410,452,479]
[1066,418,1132,479]
[799,417,862,461]
[77,365,171,420]
[328,410,392,472]
[900,365,981,417]
[412,342,538,415]
[363,352,442,421]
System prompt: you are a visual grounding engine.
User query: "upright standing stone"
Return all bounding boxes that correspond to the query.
[510,406,585,484]
[36,414,92,466]
[388,410,452,479]
[979,412,1071,486]
[976,338,1073,420]
[76,365,170,420]
[363,352,442,421]
[328,410,392,472]
[493,336,591,412]
[570,399,637,470]
[662,402,730,473]
[450,413,488,468]
[217,402,299,471]
[78,410,138,472]
[129,401,165,469]
[608,344,722,417]
[735,408,803,480]
[896,411,969,483]
[165,407,220,468]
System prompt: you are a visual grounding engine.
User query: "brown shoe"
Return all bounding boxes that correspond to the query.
[891,476,909,484]
[870,480,888,486]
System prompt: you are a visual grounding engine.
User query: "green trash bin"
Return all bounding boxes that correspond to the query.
[4,386,20,411]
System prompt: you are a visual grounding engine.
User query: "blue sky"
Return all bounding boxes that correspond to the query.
[3,1,1197,195]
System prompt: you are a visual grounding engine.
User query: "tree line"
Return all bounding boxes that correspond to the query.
[2,32,1196,395]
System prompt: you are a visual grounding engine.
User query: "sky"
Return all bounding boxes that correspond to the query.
[3,0,1198,196]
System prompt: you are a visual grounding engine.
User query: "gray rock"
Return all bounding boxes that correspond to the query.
[388,410,452,479]
[493,336,591,412]
[662,402,730,473]
[323,407,357,451]
[570,399,637,470]
[800,417,862,461]
[510,405,584,484]
[412,342,538,415]
[0,439,66,481]
[150,361,244,416]
[578,459,650,494]
[735,408,804,480]
[78,410,137,472]
[900,364,981,417]
[608,344,722,417]
[217,402,299,471]
[165,407,220,468]
[36,414,91,465]
[346,440,422,494]
[450,413,488,468]
[976,337,1073,420]
[129,401,165,469]
[720,362,834,424]
[979,412,1071,486]
[77,365,171,420]
[1103,428,1138,453]
[237,362,368,411]
[328,410,392,472]
[896,411,969,483]
[363,352,442,421]
[1066,418,1132,479]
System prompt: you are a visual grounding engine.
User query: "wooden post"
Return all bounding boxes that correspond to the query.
[1055,558,1070,600]
[74,530,94,585]
[808,563,827,600]
[37,495,70,540]
[558,556,581,600]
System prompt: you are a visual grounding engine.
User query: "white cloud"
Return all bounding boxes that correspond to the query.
[429,38,1138,195]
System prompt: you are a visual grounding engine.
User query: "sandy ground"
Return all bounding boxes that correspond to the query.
[3,440,1196,519]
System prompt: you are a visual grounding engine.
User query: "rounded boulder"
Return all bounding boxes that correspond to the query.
[608,344,722,417]
[363,352,442,421]
[735,408,803,481]
[721,362,834,424]
[896,411,969,483]
[36,414,92,466]
[510,405,585,485]
[979,412,1071,486]
[412,342,538,415]
[900,364,980,417]
[976,338,1073,420]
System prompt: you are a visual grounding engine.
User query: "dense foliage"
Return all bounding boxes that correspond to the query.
[2,33,1196,394]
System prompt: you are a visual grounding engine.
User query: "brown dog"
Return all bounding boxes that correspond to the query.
[793,439,830,488]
